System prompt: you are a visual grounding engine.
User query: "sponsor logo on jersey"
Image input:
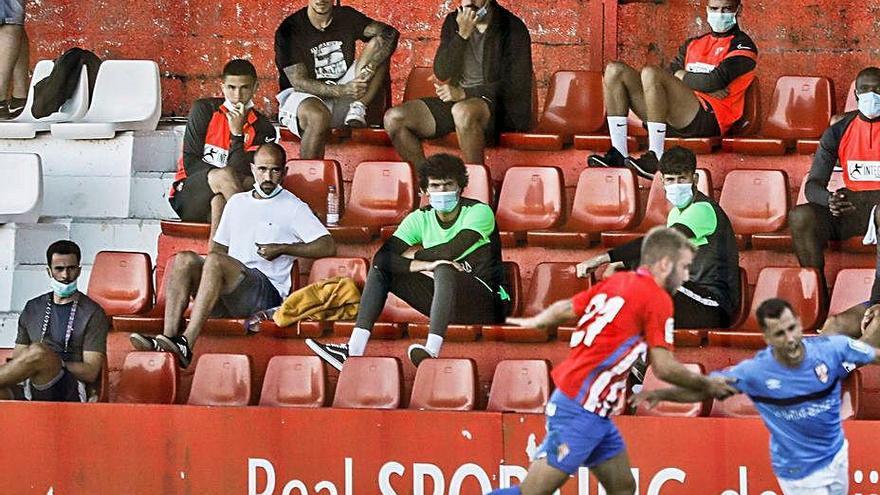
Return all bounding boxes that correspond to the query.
[847,160,880,181]
[685,62,717,74]
[203,144,228,167]
[814,363,829,384]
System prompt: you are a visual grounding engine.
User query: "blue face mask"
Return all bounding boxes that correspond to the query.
[707,11,737,33]
[858,92,880,120]
[429,190,460,213]
[49,278,78,298]
[664,183,695,209]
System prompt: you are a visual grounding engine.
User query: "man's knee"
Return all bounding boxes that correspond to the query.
[383,105,408,134]
[299,102,331,134]
[789,205,818,234]
[207,166,240,193]
[173,251,202,272]
[639,65,665,87]
[451,101,487,130]
[431,263,459,283]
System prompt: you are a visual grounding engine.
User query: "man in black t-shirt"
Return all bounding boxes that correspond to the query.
[275,0,398,159]
[2,240,109,402]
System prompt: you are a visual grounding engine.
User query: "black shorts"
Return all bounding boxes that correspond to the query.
[169,168,214,223]
[668,101,721,138]
[420,96,497,140]
[13,369,83,402]
[210,267,283,318]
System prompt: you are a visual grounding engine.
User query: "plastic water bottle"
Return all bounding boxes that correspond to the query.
[326,185,339,225]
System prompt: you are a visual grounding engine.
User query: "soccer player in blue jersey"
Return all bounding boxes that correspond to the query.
[632,298,880,495]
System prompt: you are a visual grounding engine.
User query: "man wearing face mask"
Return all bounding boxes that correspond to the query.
[588,0,757,180]
[306,153,508,369]
[577,147,739,329]
[0,240,109,402]
[132,144,336,368]
[169,59,278,242]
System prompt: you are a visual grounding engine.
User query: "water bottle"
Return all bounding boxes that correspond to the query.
[326,185,339,225]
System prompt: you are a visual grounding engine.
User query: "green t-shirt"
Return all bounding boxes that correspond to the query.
[667,201,717,247]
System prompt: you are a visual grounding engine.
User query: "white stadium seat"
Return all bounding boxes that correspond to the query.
[50,60,161,140]
[0,153,42,223]
[0,60,89,139]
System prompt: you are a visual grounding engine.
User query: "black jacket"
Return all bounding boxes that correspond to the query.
[32,48,101,119]
[433,4,533,133]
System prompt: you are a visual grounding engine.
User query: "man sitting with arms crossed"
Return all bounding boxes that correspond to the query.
[588,0,757,179]
[132,143,336,367]
[307,153,508,368]
[634,298,880,495]
[579,147,739,329]
[383,0,533,166]
[275,0,398,159]
[1,240,109,402]
[169,59,277,242]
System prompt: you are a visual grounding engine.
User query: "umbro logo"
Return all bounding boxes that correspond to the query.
[765,378,781,390]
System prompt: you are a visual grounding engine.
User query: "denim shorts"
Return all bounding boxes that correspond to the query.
[0,0,24,25]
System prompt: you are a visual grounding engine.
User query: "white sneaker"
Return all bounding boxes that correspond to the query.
[407,343,437,368]
[344,101,368,128]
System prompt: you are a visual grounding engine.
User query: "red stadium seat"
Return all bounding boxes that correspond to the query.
[601,169,712,247]
[328,161,416,243]
[486,360,550,413]
[495,166,564,247]
[719,169,789,248]
[841,368,862,420]
[500,71,604,150]
[709,267,824,347]
[259,355,327,407]
[409,358,477,411]
[159,219,210,239]
[723,76,833,155]
[419,163,493,208]
[828,269,873,316]
[332,357,402,409]
[187,354,252,406]
[635,363,711,417]
[528,168,639,248]
[282,159,343,221]
[115,352,178,404]
[112,254,181,333]
[351,67,433,145]
[844,79,858,112]
[88,251,153,317]
[709,393,759,418]
[485,262,590,342]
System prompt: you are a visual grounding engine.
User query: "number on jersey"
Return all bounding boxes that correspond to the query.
[569,293,625,348]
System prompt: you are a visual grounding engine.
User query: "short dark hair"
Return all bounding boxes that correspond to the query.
[222,59,258,80]
[856,67,880,88]
[658,146,697,176]
[254,142,286,165]
[756,298,794,331]
[46,240,81,265]
[418,153,469,191]
[640,226,696,266]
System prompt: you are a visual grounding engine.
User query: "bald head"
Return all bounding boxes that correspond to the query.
[254,142,286,166]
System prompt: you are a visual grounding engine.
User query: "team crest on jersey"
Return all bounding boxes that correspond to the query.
[557,443,570,463]
[765,378,782,390]
[815,363,829,384]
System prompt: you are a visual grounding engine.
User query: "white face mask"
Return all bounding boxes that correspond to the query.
[223,99,255,112]
[429,190,460,213]
[253,178,283,199]
[49,278,78,298]
[706,10,737,33]
[858,92,880,120]
[664,183,695,209]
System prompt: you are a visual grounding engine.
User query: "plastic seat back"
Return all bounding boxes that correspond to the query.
[419,163,493,207]
[503,261,523,316]
[88,251,153,316]
[259,355,327,407]
[741,268,824,332]
[115,352,178,404]
[283,159,343,221]
[841,369,862,420]
[307,257,369,288]
[719,170,789,234]
[409,358,477,411]
[760,76,833,140]
[523,262,591,318]
[187,354,252,406]
[567,168,638,232]
[403,67,435,101]
[341,161,416,228]
[636,364,710,417]
[0,153,42,223]
[728,78,760,136]
[844,80,857,113]
[496,166,564,232]
[487,360,550,413]
[85,60,161,124]
[534,70,605,136]
[333,357,402,409]
[7,60,89,124]
[797,171,844,205]
[829,269,874,316]
[710,393,759,418]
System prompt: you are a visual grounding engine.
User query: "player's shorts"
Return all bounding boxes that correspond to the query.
[668,99,721,138]
[776,441,848,495]
[276,64,357,138]
[419,96,497,140]
[533,389,625,475]
[0,0,24,25]
[12,369,85,402]
[169,168,214,222]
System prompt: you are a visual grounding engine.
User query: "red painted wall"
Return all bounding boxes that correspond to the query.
[25,1,877,119]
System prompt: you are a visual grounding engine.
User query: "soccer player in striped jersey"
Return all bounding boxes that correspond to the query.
[487,227,736,495]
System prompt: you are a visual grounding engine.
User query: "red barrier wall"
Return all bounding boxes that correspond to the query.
[4,402,880,494]
[24,1,878,117]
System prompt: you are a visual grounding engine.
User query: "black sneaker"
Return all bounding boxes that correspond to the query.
[623,151,660,180]
[129,333,159,351]
[407,343,437,368]
[6,98,25,119]
[156,334,193,369]
[587,147,626,168]
[305,339,349,371]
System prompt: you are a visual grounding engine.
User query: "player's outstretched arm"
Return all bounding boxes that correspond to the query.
[628,384,712,409]
[506,299,576,329]
[649,347,737,399]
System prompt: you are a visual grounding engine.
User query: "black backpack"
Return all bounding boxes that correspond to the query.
[31,47,102,119]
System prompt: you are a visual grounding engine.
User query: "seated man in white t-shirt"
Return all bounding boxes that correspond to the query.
[130,143,336,368]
